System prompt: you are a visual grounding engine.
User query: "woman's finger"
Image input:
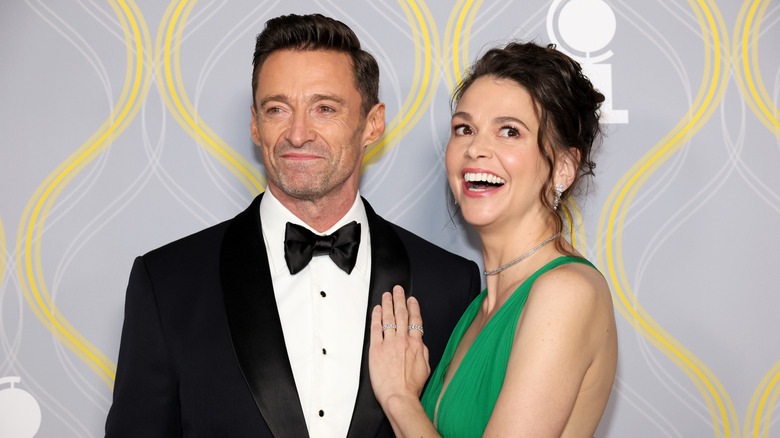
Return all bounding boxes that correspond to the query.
[392,286,409,337]
[407,296,424,339]
[369,305,383,346]
[381,291,396,335]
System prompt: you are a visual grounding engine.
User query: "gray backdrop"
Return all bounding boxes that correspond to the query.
[1,0,779,437]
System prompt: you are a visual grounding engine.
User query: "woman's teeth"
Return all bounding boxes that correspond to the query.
[464,172,506,191]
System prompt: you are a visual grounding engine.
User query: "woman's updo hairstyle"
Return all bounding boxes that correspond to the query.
[454,41,605,243]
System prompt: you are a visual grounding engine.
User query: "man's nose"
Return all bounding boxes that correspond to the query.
[286,111,316,147]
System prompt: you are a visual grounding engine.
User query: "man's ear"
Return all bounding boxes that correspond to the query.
[250,105,261,146]
[555,147,580,189]
[361,102,386,147]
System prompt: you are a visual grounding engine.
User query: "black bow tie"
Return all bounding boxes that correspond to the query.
[284,221,361,275]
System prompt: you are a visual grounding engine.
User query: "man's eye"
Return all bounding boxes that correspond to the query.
[319,105,335,113]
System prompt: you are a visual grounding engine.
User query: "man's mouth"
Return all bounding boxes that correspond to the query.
[281,152,321,160]
[464,172,506,192]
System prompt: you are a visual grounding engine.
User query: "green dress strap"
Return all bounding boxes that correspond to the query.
[420,256,597,437]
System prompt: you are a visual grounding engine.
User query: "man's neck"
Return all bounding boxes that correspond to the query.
[268,187,358,233]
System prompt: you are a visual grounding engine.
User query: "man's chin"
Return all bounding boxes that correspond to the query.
[271,182,329,202]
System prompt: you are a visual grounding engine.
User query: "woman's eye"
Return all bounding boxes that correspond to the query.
[454,124,472,135]
[499,126,520,137]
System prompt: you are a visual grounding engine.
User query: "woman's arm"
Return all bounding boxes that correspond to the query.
[483,263,617,437]
[369,286,442,438]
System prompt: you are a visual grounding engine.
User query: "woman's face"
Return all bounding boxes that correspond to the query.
[445,76,550,230]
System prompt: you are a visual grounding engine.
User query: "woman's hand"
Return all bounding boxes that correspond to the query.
[368,286,443,438]
[369,285,430,408]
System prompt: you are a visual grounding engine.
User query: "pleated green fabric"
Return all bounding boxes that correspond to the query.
[421,256,596,437]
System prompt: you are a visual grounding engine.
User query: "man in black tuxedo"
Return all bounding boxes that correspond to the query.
[105,13,480,438]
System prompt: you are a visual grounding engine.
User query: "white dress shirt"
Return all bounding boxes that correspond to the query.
[260,190,371,438]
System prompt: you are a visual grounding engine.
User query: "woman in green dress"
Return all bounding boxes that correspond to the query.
[369,41,618,437]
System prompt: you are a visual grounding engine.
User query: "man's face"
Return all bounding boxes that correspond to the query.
[251,49,384,206]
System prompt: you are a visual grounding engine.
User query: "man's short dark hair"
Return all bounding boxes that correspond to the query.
[251,13,380,117]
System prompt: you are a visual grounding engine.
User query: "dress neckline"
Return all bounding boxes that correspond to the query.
[432,255,594,425]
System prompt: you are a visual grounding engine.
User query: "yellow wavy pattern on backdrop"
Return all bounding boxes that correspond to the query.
[362,0,442,171]
[596,0,737,436]
[15,0,152,387]
[734,1,780,436]
[734,0,780,138]
[156,0,266,194]
[444,0,480,93]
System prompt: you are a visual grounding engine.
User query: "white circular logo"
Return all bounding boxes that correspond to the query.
[547,0,629,124]
[558,0,616,54]
[0,377,42,438]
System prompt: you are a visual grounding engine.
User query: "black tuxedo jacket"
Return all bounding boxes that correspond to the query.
[105,195,480,437]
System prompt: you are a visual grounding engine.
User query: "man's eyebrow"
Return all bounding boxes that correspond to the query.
[258,94,287,108]
[310,94,347,106]
[258,94,348,107]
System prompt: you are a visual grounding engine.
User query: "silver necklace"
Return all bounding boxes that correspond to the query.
[483,233,560,276]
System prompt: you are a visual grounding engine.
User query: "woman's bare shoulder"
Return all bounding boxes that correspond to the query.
[526,260,612,316]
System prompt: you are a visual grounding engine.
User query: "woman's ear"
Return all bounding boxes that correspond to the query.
[555,147,580,190]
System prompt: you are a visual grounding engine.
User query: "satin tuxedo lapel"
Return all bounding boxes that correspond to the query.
[221,195,411,437]
[221,194,309,438]
[346,198,412,437]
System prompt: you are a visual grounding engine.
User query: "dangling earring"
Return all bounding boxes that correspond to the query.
[553,184,564,210]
